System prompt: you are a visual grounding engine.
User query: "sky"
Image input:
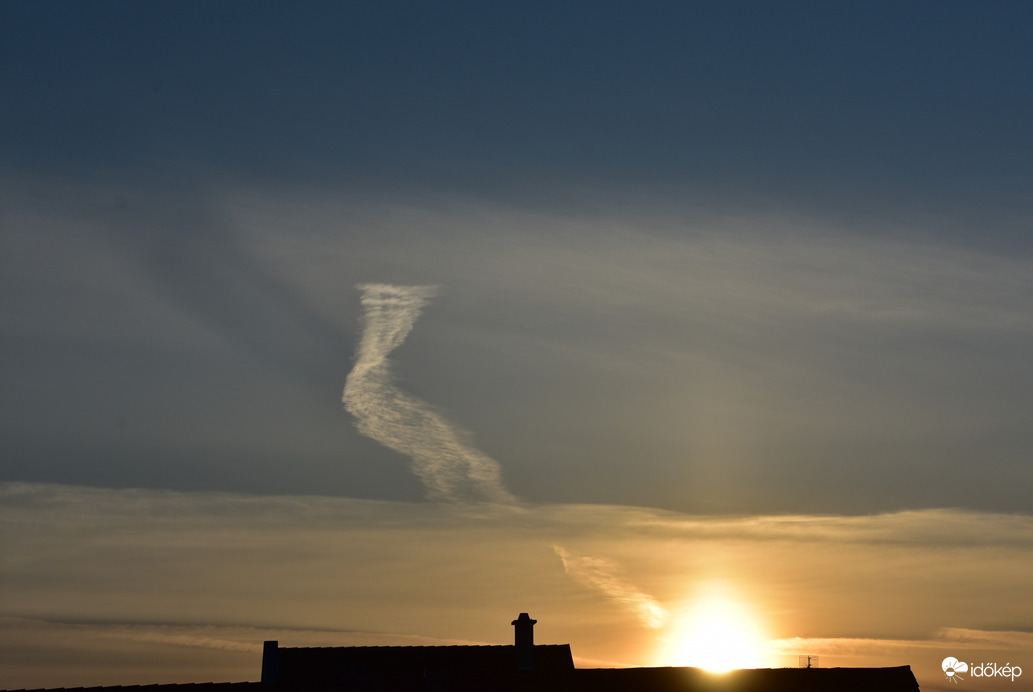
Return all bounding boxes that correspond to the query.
[1,1,1032,690]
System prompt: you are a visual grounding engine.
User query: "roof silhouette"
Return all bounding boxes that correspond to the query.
[1,667,922,692]
[268,643,575,684]
[2,613,920,692]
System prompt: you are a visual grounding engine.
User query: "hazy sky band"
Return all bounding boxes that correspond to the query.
[3,482,1031,687]
[3,185,1032,512]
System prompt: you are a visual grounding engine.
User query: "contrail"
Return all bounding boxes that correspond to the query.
[554,546,668,628]
[343,284,518,505]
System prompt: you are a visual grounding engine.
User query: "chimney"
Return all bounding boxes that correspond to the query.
[511,613,537,671]
[261,640,280,683]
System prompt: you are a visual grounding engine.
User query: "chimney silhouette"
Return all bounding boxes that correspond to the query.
[260,641,279,683]
[512,612,537,671]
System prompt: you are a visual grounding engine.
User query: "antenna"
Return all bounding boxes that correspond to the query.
[798,655,819,669]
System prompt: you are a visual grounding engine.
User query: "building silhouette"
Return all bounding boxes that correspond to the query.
[259,612,573,688]
[5,613,920,692]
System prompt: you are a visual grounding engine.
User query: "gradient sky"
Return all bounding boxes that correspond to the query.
[2,2,1032,691]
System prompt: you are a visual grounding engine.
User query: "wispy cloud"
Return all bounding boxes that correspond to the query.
[766,628,1033,658]
[553,546,668,628]
[0,616,485,654]
[934,628,1033,651]
[627,509,1033,548]
[343,284,517,505]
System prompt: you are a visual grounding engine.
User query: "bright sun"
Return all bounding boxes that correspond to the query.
[663,591,769,673]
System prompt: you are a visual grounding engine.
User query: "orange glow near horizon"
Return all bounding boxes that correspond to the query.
[658,584,773,672]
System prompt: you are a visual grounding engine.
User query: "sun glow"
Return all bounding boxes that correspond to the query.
[661,588,770,673]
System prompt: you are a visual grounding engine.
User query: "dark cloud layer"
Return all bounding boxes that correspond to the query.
[3,2,1031,225]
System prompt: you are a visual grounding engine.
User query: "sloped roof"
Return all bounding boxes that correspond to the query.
[568,666,921,692]
[272,643,575,684]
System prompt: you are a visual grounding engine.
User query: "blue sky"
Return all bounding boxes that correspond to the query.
[6,2,1032,208]
[2,2,1032,689]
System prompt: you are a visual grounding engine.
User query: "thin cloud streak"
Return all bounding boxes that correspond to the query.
[0,616,484,654]
[626,509,1033,548]
[766,628,1033,655]
[553,545,668,629]
[343,284,517,505]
